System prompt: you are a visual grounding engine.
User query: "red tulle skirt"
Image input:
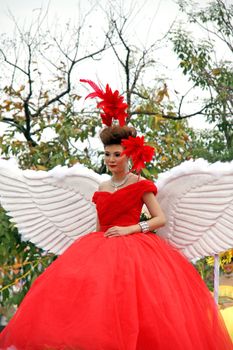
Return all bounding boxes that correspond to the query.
[0,232,232,349]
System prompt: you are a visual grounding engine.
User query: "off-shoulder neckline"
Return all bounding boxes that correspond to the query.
[95,179,152,195]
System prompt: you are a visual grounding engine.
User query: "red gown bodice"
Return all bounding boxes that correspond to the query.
[92,179,157,231]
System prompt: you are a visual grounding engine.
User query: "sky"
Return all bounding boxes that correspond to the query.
[0,0,231,135]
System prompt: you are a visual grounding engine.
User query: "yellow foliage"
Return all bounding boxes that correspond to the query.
[165,135,172,143]
[69,159,79,166]
[12,141,22,148]
[155,84,169,104]
[156,147,163,155]
[135,105,143,113]
[154,114,163,121]
[13,102,23,110]
[35,165,48,171]
[183,134,189,142]
[153,114,164,130]
[52,107,60,115]
[43,92,49,99]
[206,249,233,269]
[212,68,221,76]
[161,155,168,162]
[74,95,82,101]
[206,256,214,266]
[167,111,177,117]
[3,100,12,111]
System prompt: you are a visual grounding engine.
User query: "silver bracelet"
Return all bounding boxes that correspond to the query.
[139,221,150,233]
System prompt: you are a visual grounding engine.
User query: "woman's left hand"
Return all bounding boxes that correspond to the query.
[104,226,134,237]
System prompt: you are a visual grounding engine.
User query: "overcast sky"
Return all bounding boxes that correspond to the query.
[0,0,231,132]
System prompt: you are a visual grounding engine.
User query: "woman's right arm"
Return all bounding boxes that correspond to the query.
[95,182,106,231]
[96,215,100,231]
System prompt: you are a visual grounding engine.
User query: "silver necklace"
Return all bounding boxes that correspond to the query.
[111,174,129,191]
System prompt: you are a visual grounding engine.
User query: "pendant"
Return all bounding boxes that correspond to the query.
[111,174,129,190]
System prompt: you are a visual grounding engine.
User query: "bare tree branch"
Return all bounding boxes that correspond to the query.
[130,101,215,120]
[0,49,28,76]
[32,44,107,118]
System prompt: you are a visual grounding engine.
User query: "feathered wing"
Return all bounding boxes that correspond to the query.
[0,160,109,255]
[156,159,233,260]
[1,157,232,260]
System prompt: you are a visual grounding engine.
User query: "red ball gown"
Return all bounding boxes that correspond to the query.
[0,180,232,349]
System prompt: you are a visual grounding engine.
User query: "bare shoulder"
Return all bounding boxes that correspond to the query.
[129,174,146,184]
[98,180,111,191]
[138,176,146,182]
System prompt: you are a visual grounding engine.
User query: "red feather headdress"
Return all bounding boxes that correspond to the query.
[121,136,155,174]
[80,79,128,127]
[80,79,155,172]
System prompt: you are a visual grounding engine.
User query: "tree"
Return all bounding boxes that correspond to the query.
[0,6,108,170]
[104,3,204,123]
[191,129,233,162]
[130,87,193,176]
[170,0,233,160]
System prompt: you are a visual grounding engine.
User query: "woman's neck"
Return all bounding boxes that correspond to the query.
[111,171,129,182]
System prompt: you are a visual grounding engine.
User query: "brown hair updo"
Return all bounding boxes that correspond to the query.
[100,125,137,146]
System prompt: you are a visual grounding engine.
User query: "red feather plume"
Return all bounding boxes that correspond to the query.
[80,79,128,126]
[121,136,155,173]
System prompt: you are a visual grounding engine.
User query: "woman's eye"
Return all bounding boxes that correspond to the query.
[104,152,121,157]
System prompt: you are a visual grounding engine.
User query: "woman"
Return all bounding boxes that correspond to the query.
[0,81,232,349]
[97,125,166,238]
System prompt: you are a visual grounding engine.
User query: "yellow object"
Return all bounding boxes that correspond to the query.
[206,249,233,269]
[219,285,233,299]
[219,285,233,341]
[220,307,233,341]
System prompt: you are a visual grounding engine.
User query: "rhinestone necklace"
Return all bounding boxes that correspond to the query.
[111,174,129,191]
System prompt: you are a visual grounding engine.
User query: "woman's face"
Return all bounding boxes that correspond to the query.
[104,144,128,174]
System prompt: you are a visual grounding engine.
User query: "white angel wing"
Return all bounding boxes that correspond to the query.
[0,159,109,255]
[156,159,233,260]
